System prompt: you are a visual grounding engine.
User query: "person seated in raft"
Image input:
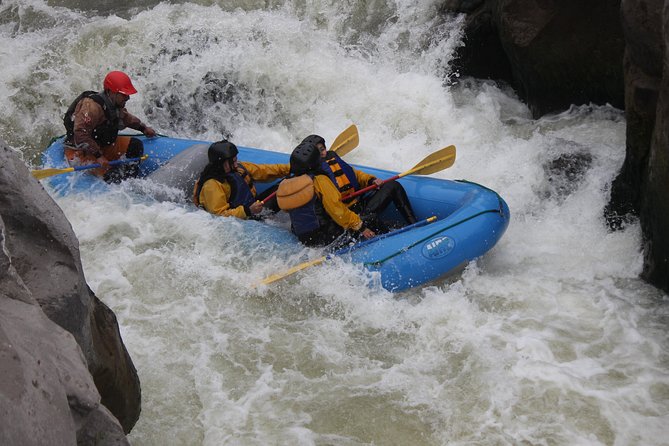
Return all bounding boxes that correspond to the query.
[63,70,157,183]
[301,134,417,231]
[193,140,290,219]
[276,141,376,247]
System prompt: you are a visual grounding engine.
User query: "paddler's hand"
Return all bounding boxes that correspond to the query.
[143,126,157,138]
[249,200,264,215]
[96,156,109,167]
[372,178,384,187]
[361,227,376,239]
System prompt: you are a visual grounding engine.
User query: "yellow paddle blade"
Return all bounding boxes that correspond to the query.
[400,145,456,177]
[31,166,75,180]
[330,124,359,156]
[257,256,328,286]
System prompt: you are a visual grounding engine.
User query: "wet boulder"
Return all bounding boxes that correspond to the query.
[0,141,141,437]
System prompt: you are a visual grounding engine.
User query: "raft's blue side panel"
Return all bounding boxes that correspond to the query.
[347,184,509,291]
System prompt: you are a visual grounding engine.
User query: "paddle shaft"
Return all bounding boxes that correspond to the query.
[32,155,148,180]
[261,190,278,204]
[341,153,452,201]
[258,216,437,285]
[334,216,437,257]
[342,174,401,201]
[71,156,147,172]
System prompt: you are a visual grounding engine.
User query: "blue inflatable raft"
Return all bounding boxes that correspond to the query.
[41,135,510,292]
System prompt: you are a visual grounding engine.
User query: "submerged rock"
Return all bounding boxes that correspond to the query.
[541,150,593,202]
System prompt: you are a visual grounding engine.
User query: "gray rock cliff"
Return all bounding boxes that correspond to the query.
[1,142,140,443]
[447,0,625,117]
[445,0,669,293]
[609,0,669,291]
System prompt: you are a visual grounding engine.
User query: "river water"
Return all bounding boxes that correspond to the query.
[2,1,668,444]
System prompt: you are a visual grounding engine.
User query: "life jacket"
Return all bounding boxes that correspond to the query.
[193,164,256,209]
[63,91,120,146]
[277,174,332,236]
[226,165,256,208]
[321,152,360,203]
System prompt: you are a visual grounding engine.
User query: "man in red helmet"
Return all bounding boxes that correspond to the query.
[63,70,157,182]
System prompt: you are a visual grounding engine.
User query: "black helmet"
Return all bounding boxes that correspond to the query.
[208,140,238,165]
[290,142,321,175]
[301,134,326,148]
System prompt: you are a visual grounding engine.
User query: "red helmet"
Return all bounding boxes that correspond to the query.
[103,71,138,95]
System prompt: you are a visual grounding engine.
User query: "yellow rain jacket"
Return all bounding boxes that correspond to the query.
[195,162,289,219]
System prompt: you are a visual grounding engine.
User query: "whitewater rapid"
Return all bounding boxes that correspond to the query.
[2,0,668,445]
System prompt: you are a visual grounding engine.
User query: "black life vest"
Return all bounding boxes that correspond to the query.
[321,151,360,203]
[63,91,120,146]
[226,165,256,208]
[194,163,256,210]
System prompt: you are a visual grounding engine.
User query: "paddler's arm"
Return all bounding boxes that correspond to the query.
[72,98,108,165]
[314,175,374,238]
[354,167,379,188]
[199,179,249,219]
[119,108,156,137]
[240,162,291,182]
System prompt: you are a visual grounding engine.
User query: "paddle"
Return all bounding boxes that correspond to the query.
[256,216,437,286]
[260,125,360,204]
[329,124,359,156]
[32,155,149,180]
[341,145,456,201]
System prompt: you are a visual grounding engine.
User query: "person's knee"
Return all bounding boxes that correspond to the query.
[381,180,402,194]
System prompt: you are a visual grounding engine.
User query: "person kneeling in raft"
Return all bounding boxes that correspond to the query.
[276,141,376,247]
[63,70,157,183]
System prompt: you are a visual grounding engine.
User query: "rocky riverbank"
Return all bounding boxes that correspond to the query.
[1,143,140,445]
